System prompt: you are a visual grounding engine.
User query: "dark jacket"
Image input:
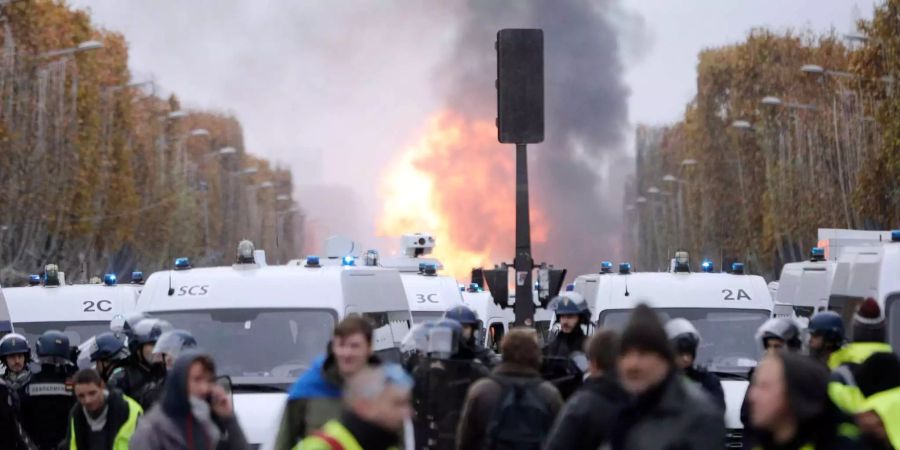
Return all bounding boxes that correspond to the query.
[544,328,586,360]
[273,353,349,450]
[65,389,142,450]
[456,362,563,450]
[610,371,725,450]
[752,402,863,450]
[412,355,489,450]
[543,374,628,450]
[129,352,249,450]
[107,360,164,409]
[20,362,76,449]
[683,366,725,411]
[0,379,28,450]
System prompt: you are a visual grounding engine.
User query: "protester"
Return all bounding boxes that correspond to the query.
[828,298,893,413]
[274,316,379,450]
[64,368,142,450]
[129,352,249,450]
[664,317,725,410]
[20,330,77,450]
[853,352,900,449]
[297,364,413,450]
[747,351,862,450]
[456,328,563,450]
[544,329,628,450]
[610,304,723,450]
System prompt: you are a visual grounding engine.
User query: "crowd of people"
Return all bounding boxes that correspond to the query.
[0,296,897,450]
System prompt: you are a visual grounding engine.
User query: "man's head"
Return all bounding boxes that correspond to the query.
[186,355,216,400]
[665,318,700,370]
[73,369,107,415]
[331,316,374,378]
[444,306,479,343]
[4,354,26,373]
[807,311,844,360]
[558,315,579,334]
[748,352,828,433]
[852,298,886,343]
[500,328,542,370]
[0,333,30,374]
[756,318,801,355]
[617,304,674,395]
[552,294,586,334]
[586,329,618,377]
[344,364,413,433]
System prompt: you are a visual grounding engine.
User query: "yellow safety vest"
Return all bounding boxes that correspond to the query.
[296,420,400,450]
[861,386,900,449]
[69,395,142,450]
[751,422,859,450]
[828,342,893,413]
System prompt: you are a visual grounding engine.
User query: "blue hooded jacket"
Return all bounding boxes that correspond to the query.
[287,354,341,400]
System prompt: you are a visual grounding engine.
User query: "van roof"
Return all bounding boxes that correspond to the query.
[577,272,773,319]
[137,263,410,315]
[775,259,836,308]
[4,284,140,323]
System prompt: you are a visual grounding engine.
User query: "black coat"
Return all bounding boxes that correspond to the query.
[684,366,725,411]
[544,374,629,450]
[20,363,76,449]
[0,379,28,450]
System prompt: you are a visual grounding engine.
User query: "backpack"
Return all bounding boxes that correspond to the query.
[485,376,553,450]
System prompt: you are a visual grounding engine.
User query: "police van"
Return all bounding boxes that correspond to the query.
[137,241,413,447]
[573,256,773,446]
[774,247,836,317]
[0,281,11,337]
[377,233,465,324]
[4,267,141,347]
[828,230,900,351]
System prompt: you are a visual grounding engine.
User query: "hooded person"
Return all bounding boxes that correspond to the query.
[609,304,723,450]
[748,351,862,450]
[664,318,725,411]
[828,298,893,413]
[854,353,900,450]
[128,352,249,450]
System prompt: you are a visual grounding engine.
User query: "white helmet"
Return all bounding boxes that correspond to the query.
[665,318,700,342]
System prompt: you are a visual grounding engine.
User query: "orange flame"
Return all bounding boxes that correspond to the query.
[379,110,549,280]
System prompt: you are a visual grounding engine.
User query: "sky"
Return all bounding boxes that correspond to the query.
[68,0,879,254]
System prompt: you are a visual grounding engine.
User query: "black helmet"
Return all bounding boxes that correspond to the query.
[90,332,128,362]
[444,305,479,326]
[808,311,845,343]
[0,333,30,358]
[131,318,173,347]
[755,318,802,351]
[427,319,463,357]
[36,330,70,359]
[550,293,586,316]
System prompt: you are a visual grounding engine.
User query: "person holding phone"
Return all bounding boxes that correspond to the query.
[129,351,249,450]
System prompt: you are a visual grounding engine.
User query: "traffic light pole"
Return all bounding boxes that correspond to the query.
[513,143,535,327]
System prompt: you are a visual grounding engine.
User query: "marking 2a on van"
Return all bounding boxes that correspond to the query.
[136,258,413,448]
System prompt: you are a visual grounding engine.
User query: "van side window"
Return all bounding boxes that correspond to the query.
[487,323,504,353]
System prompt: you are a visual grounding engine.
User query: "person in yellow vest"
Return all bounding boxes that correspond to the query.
[64,368,142,450]
[828,299,893,413]
[297,364,413,450]
[747,352,863,450]
[854,352,900,449]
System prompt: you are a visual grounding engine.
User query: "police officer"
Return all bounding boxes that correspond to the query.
[807,311,845,366]
[0,333,33,391]
[135,329,198,409]
[412,319,488,450]
[20,330,77,449]
[444,305,499,368]
[755,317,803,354]
[544,293,589,359]
[665,318,725,410]
[108,318,171,409]
[90,332,130,382]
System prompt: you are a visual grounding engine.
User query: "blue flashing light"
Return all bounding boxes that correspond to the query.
[305,255,321,267]
[131,271,144,284]
[28,274,41,286]
[174,257,191,270]
[565,283,575,292]
[468,283,483,293]
[600,261,613,274]
[422,263,437,276]
[700,259,714,273]
[342,255,356,266]
[892,230,900,242]
[731,262,745,274]
[810,247,825,262]
[102,273,117,286]
[619,262,632,274]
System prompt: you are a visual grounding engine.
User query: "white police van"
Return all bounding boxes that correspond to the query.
[4,267,141,347]
[828,230,900,351]
[137,241,413,448]
[573,256,773,446]
[775,247,836,317]
[377,233,465,324]
[0,281,11,337]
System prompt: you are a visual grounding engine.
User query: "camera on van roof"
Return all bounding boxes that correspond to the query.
[401,233,435,257]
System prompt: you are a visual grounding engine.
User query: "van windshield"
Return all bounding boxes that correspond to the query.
[598,308,770,374]
[15,321,108,347]
[150,309,336,386]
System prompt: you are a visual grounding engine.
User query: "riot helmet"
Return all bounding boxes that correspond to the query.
[808,311,845,344]
[665,318,701,369]
[0,333,31,371]
[445,305,482,345]
[36,330,71,363]
[89,332,129,363]
[131,318,173,363]
[152,329,198,369]
[755,318,802,352]
[427,319,462,359]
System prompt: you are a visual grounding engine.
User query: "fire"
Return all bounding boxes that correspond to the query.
[379,110,548,280]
